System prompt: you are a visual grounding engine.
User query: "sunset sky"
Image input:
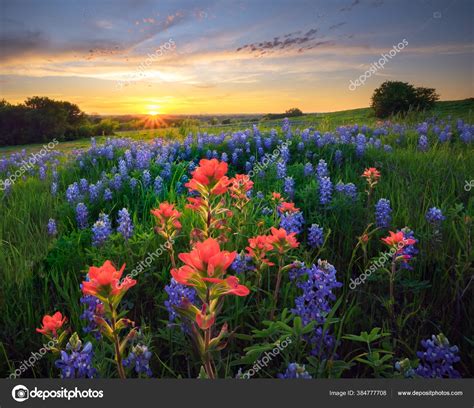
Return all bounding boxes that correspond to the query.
[0,0,473,115]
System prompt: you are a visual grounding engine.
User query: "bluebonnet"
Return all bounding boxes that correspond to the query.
[110,174,122,191]
[397,227,418,270]
[79,178,89,194]
[154,176,163,195]
[280,144,290,162]
[103,188,113,201]
[375,198,392,228]
[335,182,357,201]
[418,134,429,151]
[47,218,57,236]
[92,213,112,247]
[283,176,295,199]
[129,177,138,191]
[123,344,153,377]
[278,363,312,379]
[290,260,342,357]
[75,202,88,229]
[55,338,96,379]
[51,181,58,196]
[280,211,305,234]
[256,191,264,200]
[304,162,313,177]
[308,224,324,248]
[142,170,151,188]
[221,152,228,162]
[230,254,255,274]
[318,176,332,205]
[276,161,287,178]
[316,159,329,180]
[426,207,445,226]
[38,166,46,180]
[66,182,81,204]
[136,149,151,170]
[415,334,461,378]
[164,278,197,327]
[161,163,172,180]
[80,293,103,340]
[117,208,134,240]
[118,159,128,177]
[355,134,366,157]
[87,184,97,202]
[282,117,290,133]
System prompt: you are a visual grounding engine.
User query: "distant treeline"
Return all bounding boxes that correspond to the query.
[0,97,121,146]
[263,108,304,120]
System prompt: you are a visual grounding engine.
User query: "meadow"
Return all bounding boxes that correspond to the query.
[0,102,473,379]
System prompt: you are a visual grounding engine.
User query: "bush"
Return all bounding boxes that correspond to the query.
[371,81,439,118]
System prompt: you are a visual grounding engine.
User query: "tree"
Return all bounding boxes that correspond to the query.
[285,107,303,117]
[371,81,439,118]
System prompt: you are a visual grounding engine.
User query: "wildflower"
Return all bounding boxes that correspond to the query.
[36,312,67,337]
[47,218,57,236]
[230,254,255,274]
[276,160,287,179]
[80,293,103,340]
[375,198,392,228]
[246,235,275,266]
[268,227,299,253]
[278,201,299,214]
[151,202,182,237]
[304,162,313,177]
[103,188,113,201]
[164,278,197,324]
[154,175,163,195]
[318,176,332,205]
[316,159,329,180]
[92,213,112,247]
[290,261,342,357]
[229,174,254,203]
[82,260,136,302]
[55,336,96,379]
[362,167,381,187]
[278,363,312,379]
[280,211,305,234]
[334,150,343,166]
[117,208,134,241]
[283,176,295,199]
[308,224,324,248]
[123,344,153,377]
[418,134,429,151]
[195,303,216,330]
[75,202,88,230]
[426,207,445,226]
[185,159,230,196]
[415,334,461,378]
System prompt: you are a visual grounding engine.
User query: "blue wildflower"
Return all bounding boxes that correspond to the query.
[47,218,57,236]
[375,198,392,228]
[278,363,312,379]
[92,213,112,247]
[117,208,134,240]
[75,202,88,229]
[308,224,324,248]
[425,207,445,226]
[415,334,461,378]
[123,344,153,377]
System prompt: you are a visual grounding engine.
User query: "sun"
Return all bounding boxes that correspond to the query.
[148,110,158,116]
[146,104,160,116]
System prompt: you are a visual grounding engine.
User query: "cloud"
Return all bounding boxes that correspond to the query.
[235,27,323,55]
[339,0,361,12]
[329,22,347,30]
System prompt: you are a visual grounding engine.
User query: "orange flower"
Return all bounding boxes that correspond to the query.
[381,231,415,248]
[268,227,299,252]
[185,159,230,195]
[36,312,66,337]
[174,238,237,280]
[279,201,300,214]
[195,304,216,330]
[202,275,250,297]
[362,167,381,185]
[271,192,283,202]
[82,260,136,300]
[151,202,182,231]
[246,235,275,266]
[229,174,254,201]
[186,196,205,211]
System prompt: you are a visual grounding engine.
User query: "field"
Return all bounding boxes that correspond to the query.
[0,102,473,380]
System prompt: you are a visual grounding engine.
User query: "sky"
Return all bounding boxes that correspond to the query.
[0,0,473,115]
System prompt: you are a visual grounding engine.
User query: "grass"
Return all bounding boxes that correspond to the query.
[0,101,472,379]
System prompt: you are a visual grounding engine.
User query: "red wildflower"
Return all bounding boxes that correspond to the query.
[229,174,254,201]
[36,312,66,337]
[268,227,299,252]
[186,197,205,211]
[195,304,215,330]
[151,202,182,231]
[381,231,416,248]
[362,167,381,185]
[246,235,275,266]
[185,159,230,195]
[271,192,283,202]
[82,260,136,299]
[174,238,236,279]
[278,201,299,214]
[202,275,250,297]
